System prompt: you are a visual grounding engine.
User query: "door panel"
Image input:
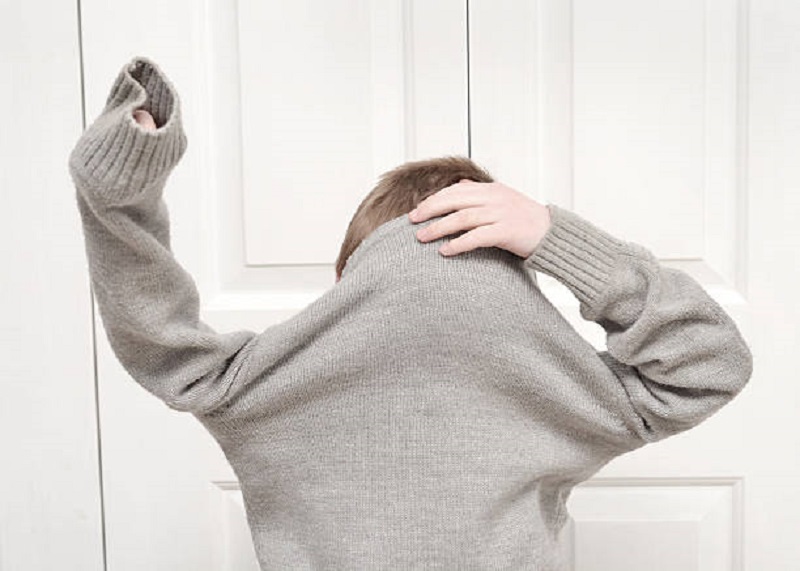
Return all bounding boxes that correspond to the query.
[0,1,104,569]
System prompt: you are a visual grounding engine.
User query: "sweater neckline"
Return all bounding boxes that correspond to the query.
[338,211,535,288]
[339,212,417,280]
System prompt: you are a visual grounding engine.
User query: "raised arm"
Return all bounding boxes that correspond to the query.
[524,204,754,450]
[68,56,257,414]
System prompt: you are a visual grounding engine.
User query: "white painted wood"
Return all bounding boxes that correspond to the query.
[238,0,397,266]
[741,1,800,568]
[198,0,467,316]
[559,478,740,570]
[235,0,464,268]
[208,483,260,571]
[468,0,539,203]
[0,1,105,570]
[471,0,800,569]
[404,0,469,160]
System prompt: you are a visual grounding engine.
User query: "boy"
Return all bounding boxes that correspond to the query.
[69,56,753,570]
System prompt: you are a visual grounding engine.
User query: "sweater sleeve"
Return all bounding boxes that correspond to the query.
[68,55,257,415]
[523,203,753,449]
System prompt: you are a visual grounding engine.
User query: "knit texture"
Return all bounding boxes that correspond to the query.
[68,56,754,570]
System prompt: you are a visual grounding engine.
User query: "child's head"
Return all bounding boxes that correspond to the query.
[335,155,494,281]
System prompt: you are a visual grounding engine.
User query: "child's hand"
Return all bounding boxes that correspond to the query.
[133,109,157,131]
[408,179,552,259]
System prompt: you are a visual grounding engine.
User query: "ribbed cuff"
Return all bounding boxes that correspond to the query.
[523,204,630,309]
[68,55,188,204]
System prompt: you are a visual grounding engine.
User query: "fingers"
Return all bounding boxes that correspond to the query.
[440,223,501,256]
[407,179,504,255]
[415,206,492,243]
[133,109,157,131]
[408,180,486,223]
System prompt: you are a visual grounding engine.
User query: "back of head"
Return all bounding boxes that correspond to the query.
[335,155,494,279]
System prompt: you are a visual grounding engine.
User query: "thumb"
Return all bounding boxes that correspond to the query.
[132,109,157,131]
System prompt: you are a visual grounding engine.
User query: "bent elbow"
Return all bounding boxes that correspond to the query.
[730,338,754,395]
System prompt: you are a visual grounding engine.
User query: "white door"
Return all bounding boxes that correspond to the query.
[468,1,800,569]
[76,0,800,569]
[1,1,105,570]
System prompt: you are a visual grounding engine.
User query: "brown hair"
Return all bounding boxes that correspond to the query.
[335,155,495,279]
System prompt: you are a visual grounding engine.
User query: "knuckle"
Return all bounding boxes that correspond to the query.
[462,209,479,226]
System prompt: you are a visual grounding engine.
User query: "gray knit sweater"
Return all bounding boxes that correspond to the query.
[68,56,754,570]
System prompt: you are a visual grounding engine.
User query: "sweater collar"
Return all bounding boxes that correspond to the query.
[338,211,534,286]
[339,212,428,281]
